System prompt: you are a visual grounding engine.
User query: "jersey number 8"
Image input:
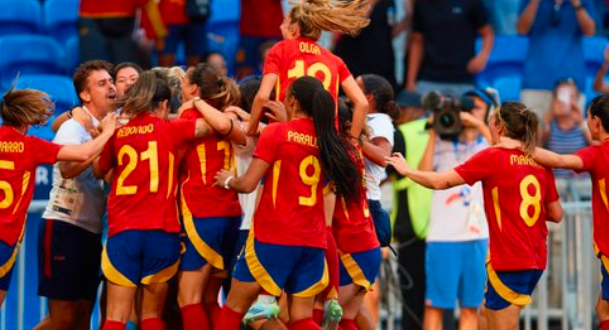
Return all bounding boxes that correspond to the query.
[492,174,542,229]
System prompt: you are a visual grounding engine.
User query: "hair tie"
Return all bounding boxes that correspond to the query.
[216,78,224,88]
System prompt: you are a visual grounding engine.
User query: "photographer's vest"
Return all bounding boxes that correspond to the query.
[391,119,432,239]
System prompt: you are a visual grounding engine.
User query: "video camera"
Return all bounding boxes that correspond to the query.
[422,91,476,136]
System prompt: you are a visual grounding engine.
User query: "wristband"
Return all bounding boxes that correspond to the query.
[67,108,73,118]
[224,175,234,189]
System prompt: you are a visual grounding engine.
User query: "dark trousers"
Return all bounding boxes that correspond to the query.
[398,238,426,330]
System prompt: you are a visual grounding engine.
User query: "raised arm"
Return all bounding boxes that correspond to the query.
[517,0,541,35]
[406,32,424,91]
[56,114,116,162]
[386,152,466,190]
[532,147,584,170]
[192,98,246,145]
[570,0,596,36]
[342,76,368,139]
[248,73,279,136]
[594,45,609,94]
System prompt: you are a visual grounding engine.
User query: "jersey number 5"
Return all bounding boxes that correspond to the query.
[492,174,542,229]
[0,161,14,209]
[287,60,332,90]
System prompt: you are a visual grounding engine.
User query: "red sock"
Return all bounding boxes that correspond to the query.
[313,308,324,325]
[339,319,358,330]
[289,318,322,330]
[203,302,222,327]
[181,303,210,330]
[601,320,609,330]
[213,306,245,330]
[323,227,340,299]
[103,320,126,330]
[140,318,166,330]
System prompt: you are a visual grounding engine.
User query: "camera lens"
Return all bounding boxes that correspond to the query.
[438,112,456,128]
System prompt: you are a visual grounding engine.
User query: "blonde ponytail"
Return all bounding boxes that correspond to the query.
[289,0,371,40]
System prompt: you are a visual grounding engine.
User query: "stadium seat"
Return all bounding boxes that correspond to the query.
[16,74,78,114]
[207,23,239,76]
[493,76,522,102]
[0,36,63,89]
[43,0,79,46]
[475,35,529,86]
[0,0,42,36]
[583,36,609,78]
[209,0,240,24]
[64,36,80,75]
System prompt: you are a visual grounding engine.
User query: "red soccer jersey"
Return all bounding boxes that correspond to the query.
[98,113,195,237]
[575,141,609,257]
[0,127,62,246]
[159,0,188,25]
[455,148,559,271]
[264,37,352,103]
[79,0,148,18]
[253,118,326,249]
[178,109,241,218]
[333,159,379,253]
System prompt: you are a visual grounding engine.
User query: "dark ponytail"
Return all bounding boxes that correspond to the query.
[360,74,399,120]
[496,101,539,155]
[589,94,609,132]
[290,77,362,203]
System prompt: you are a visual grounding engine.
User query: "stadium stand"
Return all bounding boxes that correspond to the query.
[43,0,79,46]
[0,0,41,37]
[0,36,64,89]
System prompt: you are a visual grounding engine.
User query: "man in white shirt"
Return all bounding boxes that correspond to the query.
[34,60,116,330]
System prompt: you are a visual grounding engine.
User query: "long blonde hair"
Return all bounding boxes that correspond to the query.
[0,87,54,127]
[289,0,371,40]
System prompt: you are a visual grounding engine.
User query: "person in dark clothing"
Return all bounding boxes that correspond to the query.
[334,0,398,88]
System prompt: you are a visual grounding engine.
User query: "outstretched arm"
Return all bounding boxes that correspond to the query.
[386,152,466,190]
[532,147,584,170]
[213,158,270,193]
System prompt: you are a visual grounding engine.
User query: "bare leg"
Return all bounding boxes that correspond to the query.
[486,305,521,330]
[458,308,479,330]
[423,306,443,330]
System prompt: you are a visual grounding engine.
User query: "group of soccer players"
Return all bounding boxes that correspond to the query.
[1,0,609,330]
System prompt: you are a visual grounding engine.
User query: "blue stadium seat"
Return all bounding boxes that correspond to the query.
[209,0,240,24]
[16,74,78,114]
[475,35,529,86]
[207,23,239,76]
[64,36,80,75]
[493,76,522,102]
[43,0,79,46]
[0,36,63,89]
[0,0,42,36]
[583,36,609,78]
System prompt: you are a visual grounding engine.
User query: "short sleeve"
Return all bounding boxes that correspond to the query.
[54,120,88,145]
[263,42,284,75]
[97,136,115,174]
[368,115,395,147]
[544,169,560,204]
[469,0,489,30]
[169,118,197,147]
[412,0,424,33]
[454,148,493,185]
[29,136,62,165]
[335,56,352,83]
[575,145,596,173]
[253,124,281,164]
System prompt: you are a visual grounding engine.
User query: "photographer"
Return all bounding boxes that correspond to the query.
[419,89,492,330]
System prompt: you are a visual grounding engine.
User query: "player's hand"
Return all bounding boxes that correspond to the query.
[224,106,250,122]
[72,107,93,131]
[213,169,233,188]
[264,101,288,122]
[459,111,484,129]
[177,100,194,117]
[467,54,488,74]
[99,113,117,134]
[385,152,411,176]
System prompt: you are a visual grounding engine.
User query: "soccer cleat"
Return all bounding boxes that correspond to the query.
[322,299,343,330]
[242,301,281,325]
